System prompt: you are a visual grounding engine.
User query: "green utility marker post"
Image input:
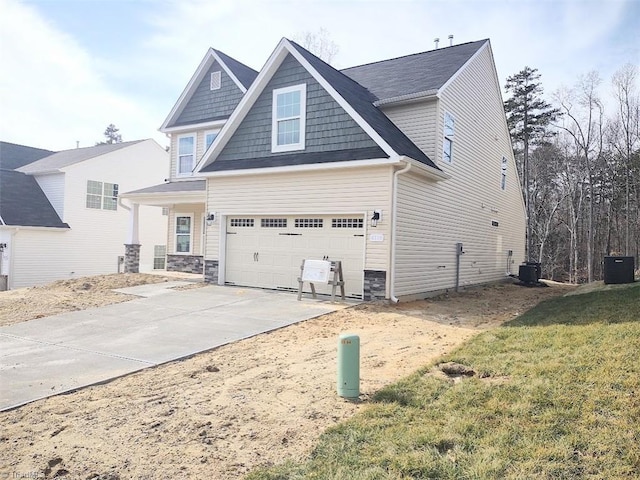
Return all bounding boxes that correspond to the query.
[337,333,360,399]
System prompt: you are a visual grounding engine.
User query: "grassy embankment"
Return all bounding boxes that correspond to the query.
[249,282,640,479]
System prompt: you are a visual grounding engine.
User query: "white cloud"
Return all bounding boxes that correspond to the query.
[0,0,164,150]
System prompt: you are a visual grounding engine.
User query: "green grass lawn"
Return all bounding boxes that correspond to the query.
[248,283,640,480]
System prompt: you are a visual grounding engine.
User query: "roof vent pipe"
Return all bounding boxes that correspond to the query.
[434,38,440,49]
[448,34,454,46]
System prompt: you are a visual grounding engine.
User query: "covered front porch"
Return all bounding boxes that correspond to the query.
[120,180,207,277]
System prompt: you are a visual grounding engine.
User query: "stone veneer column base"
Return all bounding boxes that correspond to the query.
[124,244,141,273]
[204,260,219,284]
[364,270,386,301]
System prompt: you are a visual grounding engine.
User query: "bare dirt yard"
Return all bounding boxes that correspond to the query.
[0,274,575,479]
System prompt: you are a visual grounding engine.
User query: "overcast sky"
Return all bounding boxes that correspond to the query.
[1,0,638,151]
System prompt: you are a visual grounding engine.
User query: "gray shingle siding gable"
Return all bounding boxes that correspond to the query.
[216,54,379,163]
[173,61,244,126]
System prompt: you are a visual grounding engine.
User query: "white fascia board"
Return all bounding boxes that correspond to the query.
[160,48,216,131]
[437,40,489,95]
[199,157,400,178]
[285,40,397,158]
[0,225,69,232]
[161,119,228,134]
[119,191,205,206]
[195,38,292,173]
[160,48,249,131]
[373,89,439,107]
[398,156,450,181]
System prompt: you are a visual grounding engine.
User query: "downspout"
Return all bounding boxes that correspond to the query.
[389,161,412,303]
[9,228,19,290]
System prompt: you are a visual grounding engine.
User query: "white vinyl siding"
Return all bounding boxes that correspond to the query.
[382,99,438,161]
[394,44,525,298]
[34,173,65,220]
[206,166,393,276]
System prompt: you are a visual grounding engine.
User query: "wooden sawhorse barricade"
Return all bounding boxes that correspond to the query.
[297,259,345,302]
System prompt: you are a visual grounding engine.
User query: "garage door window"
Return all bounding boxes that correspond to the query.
[295,218,323,228]
[175,216,192,253]
[261,218,287,228]
[332,218,364,228]
[230,218,254,227]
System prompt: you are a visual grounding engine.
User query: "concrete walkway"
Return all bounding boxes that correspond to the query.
[0,284,355,411]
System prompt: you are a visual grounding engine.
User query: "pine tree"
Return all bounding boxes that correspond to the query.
[504,67,559,261]
[96,124,122,145]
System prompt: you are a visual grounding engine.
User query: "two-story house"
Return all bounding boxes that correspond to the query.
[0,139,168,289]
[124,38,525,301]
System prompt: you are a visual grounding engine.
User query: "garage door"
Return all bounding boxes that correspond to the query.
[225,216,365,298]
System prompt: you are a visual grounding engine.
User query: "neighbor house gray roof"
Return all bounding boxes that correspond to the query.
[17,140,144,175]
[341,39,487,102]
[125,179,206,195]
[0,142,68,228]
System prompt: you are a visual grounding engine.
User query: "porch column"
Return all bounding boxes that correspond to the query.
[124,202,141,273]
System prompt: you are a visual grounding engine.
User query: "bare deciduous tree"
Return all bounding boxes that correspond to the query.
[293,28,339,65]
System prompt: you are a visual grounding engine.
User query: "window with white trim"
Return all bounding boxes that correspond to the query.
[175,215,193,253]
[443,111,455,164]
[501,156,508,190]
[86,180,118,211]
[272,84,306,153]
[177,134,195,176]
[153,245,166,269]
[205,130,219,150]
[210,71,221,90]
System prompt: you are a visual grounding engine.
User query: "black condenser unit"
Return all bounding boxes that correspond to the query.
[603,256,635,285]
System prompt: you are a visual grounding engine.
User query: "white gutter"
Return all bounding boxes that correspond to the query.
[373,89,439,107]
[389,161,412,303]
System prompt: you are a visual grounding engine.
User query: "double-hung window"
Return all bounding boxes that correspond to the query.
[204,130,219,150]
[177,134,195,176]
[443,111,455,164]
[175,215,192,254]
[86,180,118,210]
[272,84,306,152]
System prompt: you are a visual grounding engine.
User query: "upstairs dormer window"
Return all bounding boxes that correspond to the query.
[205,130,219,150]
[443,111,455,164]
[272,84,306,153]
[177,134,195,176]
[210,71,221,91]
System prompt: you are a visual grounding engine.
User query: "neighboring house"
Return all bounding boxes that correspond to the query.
[125,38,526,301]
[121,49,258,274]
[0,140,168,290]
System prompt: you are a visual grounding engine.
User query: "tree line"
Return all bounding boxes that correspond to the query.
[504,64,639,283]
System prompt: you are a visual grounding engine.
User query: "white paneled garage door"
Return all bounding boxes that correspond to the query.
[225,215,365,298]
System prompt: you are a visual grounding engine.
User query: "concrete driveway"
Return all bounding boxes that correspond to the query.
[0,284,355,411]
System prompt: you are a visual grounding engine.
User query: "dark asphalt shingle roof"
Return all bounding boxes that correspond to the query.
[341,40,487,102]
[0,142,68,228]
[17,140,144,174]
[214,49,259,90]
[202,147,386,172]
[289,40,439,169]
[0,141,55,170]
